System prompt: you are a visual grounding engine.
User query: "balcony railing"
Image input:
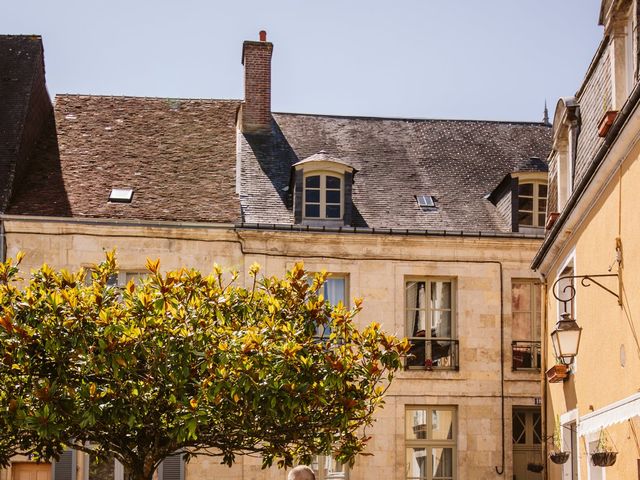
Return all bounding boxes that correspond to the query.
[406,338,459,370]
[512,340,541,371]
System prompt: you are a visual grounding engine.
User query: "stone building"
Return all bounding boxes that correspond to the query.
[0,32,551,480]
[533,0,640,479]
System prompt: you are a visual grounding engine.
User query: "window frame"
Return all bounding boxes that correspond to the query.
[517,180,547,228]
[511,279,542,371]
[405,406,457,480]
[312,455,350,480]
[303,171,344,220]
[405,278,458,370]
[312,273,349,340]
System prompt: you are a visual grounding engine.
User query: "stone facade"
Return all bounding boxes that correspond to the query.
[3,218,544,480]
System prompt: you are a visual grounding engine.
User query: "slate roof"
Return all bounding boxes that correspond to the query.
[8,95,242,223]
[0,35,45,211]
[239,113,552,231]
[8,93,551,231]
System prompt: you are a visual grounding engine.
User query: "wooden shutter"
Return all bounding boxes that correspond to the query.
[53,450,75,480]
[158,454,183,480]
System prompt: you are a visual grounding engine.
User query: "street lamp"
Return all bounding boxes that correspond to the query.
[550,312,582,365]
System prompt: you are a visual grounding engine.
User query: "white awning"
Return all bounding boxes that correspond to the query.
[577,392,640,436]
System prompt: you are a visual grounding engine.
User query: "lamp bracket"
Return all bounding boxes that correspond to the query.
[551,274,620,312]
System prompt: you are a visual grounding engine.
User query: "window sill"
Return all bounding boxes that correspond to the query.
[300,219,347,227]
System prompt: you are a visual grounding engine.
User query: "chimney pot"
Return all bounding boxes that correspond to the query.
[259,30,267,42]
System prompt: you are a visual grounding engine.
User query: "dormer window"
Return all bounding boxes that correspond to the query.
[518,181,547,228]
[304,173,342,219]
[292,151,356,226]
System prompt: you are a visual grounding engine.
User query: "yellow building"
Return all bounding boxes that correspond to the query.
[0,33,552,480]
[532,1,640,478]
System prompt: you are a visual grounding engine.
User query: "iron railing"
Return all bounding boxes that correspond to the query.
[406,338,459,370]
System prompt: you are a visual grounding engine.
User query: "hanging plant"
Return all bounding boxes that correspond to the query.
[549,415,570,464]
[590,429,617,467]
[527,462,544,473]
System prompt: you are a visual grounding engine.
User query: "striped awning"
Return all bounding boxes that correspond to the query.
[577,392,640,436]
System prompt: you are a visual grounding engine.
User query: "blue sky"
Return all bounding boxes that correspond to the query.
[4,0,603,121]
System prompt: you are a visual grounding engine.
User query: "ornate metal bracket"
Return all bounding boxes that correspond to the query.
[552,273,621,311]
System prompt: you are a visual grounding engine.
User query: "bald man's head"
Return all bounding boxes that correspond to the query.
[287,466,316,480]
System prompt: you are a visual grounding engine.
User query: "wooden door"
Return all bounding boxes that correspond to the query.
[12,463,52,480]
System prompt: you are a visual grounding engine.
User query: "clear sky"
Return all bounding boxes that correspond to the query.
[3,0,603,122]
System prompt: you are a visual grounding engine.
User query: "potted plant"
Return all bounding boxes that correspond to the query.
[591,429,617,467]
[598,94,619,137]
[527,462,544,473]
[546,362,569,383]
[549,416,570,464]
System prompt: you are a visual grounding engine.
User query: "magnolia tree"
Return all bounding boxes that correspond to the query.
[0,252,408,480]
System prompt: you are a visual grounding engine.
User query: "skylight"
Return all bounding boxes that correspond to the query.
[416,195,435,208]
[109,188,134,203]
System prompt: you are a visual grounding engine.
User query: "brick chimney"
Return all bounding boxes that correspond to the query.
[240,30,273,135]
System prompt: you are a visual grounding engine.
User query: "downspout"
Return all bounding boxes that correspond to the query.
[0,220,5,262]
[495,261,505,475]
[541,276,549,480]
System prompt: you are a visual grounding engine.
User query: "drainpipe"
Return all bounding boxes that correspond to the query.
[541,276,549,480]
[0,220,5,262]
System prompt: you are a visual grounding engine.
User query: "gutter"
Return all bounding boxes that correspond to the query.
[532,78,640,270]
[237,222,544,240]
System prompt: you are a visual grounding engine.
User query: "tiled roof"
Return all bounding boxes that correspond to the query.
[239,114,552,231]
[8,95,242,223]
[9,93,551,231]
[0,35,45,211]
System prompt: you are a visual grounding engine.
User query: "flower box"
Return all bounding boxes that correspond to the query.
[546,364,569,383]
[545,212,560,230]
[598,110,618,137]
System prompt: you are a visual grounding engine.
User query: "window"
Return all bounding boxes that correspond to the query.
[304,173,342,219]
[108,188,133,203]
[405,406,456,480]
[85,452,123,480]
[511,280,541,370]
[405,280,458,370]
[517,182,547,228]
[311,456,349,480]
[85,271,146,288]
[314,275,347,338]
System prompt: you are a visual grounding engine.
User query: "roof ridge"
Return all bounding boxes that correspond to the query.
[273,111,551,126]
[54,93,242,103]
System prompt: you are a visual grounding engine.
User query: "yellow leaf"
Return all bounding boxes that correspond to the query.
[190,398,198,409]
[89,383,96,396]
[145,258,160,274]
[15,251,25,264]
[233,393,240,403]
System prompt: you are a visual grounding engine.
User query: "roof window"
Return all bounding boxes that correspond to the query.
[416,195,436,209]
[109,188,134,203]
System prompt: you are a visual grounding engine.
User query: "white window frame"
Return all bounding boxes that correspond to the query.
[313,274,349,339]
[312,455,349,480]
[517,180,548,228]
[555,253,577,371]
[405,278,457,370]
[303,172,344,220]
[560,409,580,480]
[405,406,457,480]
[626,9,635,97]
